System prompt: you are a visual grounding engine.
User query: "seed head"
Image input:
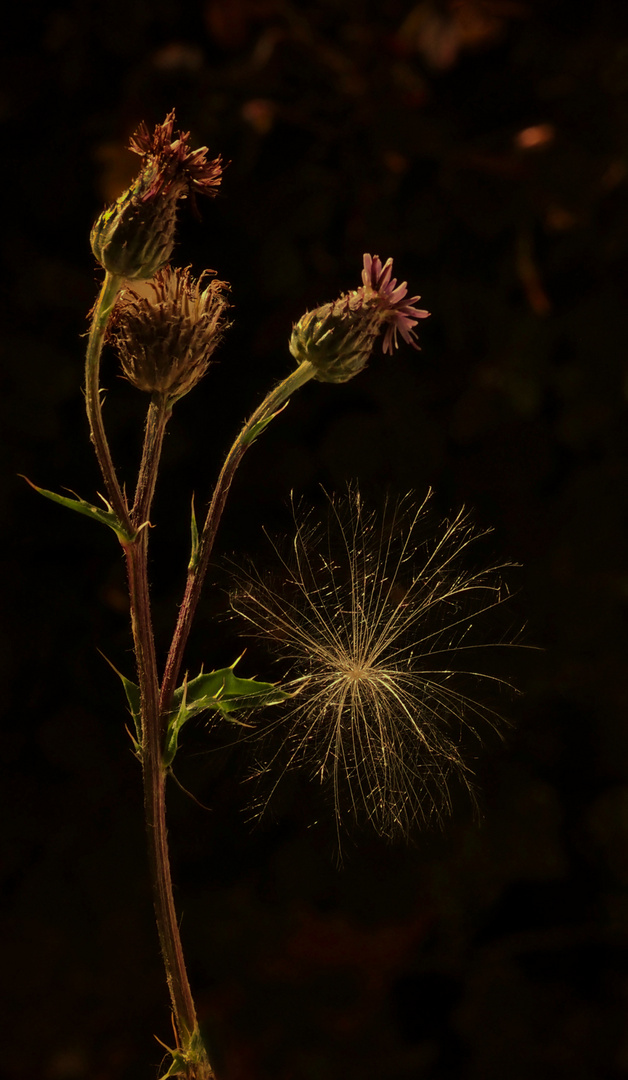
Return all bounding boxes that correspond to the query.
[110,266,230,402]
[231,488,518,844]
[91,111,223,280]
[289,254,430,382]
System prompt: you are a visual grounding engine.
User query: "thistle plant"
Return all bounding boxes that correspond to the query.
[26,110,516,1080]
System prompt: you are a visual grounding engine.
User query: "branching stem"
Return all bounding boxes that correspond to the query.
[85,278,314,1079]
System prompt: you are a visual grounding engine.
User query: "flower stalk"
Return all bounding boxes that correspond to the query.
[160,358,316,713]
[132,395,173,527]
[84,271,129,529]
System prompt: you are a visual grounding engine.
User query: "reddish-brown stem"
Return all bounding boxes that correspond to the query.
[125,533,199,1035]
[132,394,172,528]
[160,442,245,714]
[131,542,188,1007]
[126,536,214,1078]
[159,359,315,713]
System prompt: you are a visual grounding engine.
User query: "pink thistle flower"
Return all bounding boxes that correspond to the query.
[289,254,430,382]
[360,254,430,354]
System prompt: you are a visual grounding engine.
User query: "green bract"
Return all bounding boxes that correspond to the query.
[289,301,379,383]
[90,167,178,281]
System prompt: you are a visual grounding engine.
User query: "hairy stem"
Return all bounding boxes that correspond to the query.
[127,538,213,1078]
[132,393,173,528]
[160,359,315,712]
[127,538,191,1020]
[126,403,212,1075]
[84,271,130,530]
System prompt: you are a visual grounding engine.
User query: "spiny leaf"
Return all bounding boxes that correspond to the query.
[155,1045,188,1080]
[171,661,289,717]
[155,1029,209,1080]
[99,652,142,754]
[21,476,136,544]
[163,657,291,767]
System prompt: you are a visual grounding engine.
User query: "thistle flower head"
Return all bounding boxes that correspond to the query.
[289,254,430,382]
[91,111,223,280]
[110,266,230,402]
[231,488,517,844]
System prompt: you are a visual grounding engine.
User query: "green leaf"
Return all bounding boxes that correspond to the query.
[99,652,142,754]
[20,476,136,544]
[188,493,200,571]
[156,1046,189,1080]
[155,1030,208,1080]
[163,656,291,767]
[241,401,289,447]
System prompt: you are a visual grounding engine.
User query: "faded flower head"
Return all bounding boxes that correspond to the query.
[111,266,230,401]
[91,111,223,280]
[289,254,429,382]
[231,488,517,843]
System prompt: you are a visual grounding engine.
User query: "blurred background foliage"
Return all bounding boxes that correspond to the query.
[3,0,628,1077]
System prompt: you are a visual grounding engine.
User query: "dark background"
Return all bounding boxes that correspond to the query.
[3,1,628,1077]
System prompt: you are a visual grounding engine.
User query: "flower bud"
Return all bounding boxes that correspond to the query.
[289,298,379,383]
[91,111,223,281]
[111,267,230,402]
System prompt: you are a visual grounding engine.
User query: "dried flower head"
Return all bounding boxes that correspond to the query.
[91,111,223,280]
[126,112,223,204]
[231,488,518,844]
[289,254,430,382]
[111,266,230,401]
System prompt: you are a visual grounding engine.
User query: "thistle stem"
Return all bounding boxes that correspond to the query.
[125,534,214,1078]
[85,279,210,1074]
[132,394,172,528]
[160,359,315,713]
[84,271,130,530]
[125,394,212,1075]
